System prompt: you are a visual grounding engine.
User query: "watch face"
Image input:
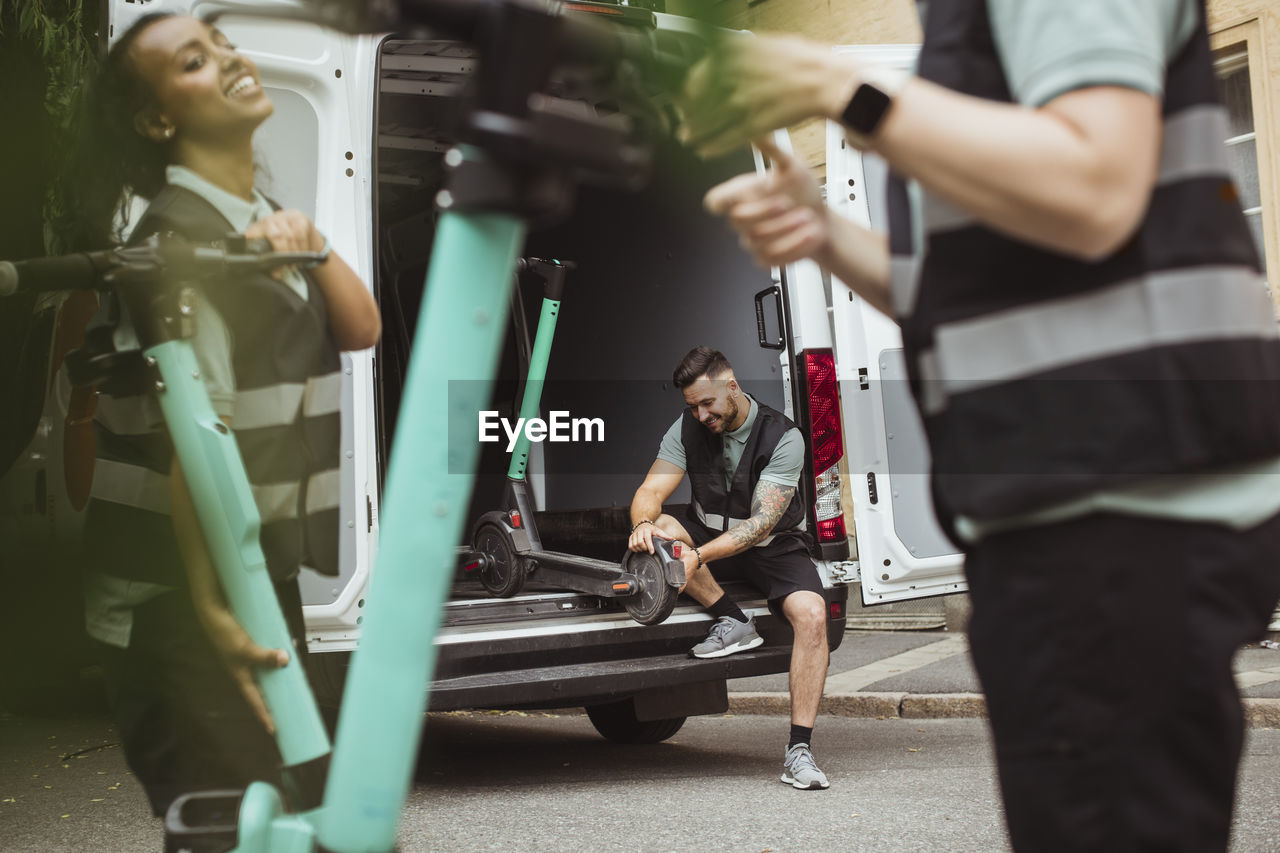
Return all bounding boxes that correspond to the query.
[846,83,893,137]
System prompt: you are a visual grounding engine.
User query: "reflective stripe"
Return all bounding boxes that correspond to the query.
[691,501,806,547]
[917,349,947,416]
[254,467,342,523]
[1159,104,1232,186]
[90,458,170,514]
[922,265,1276,411]
[231,371,341,430]
[95,395,161,437]
[253,481,298,524]
[921,192,973,236]
[692,501,719,529]
[919,105,1234,238]
[889,255,921,318]
[306,468,341,513]
[303,371,343,418]
[235,383,304,430]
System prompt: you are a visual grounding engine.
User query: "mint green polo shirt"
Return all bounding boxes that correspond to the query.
[657,394,806,489]
[931,0,1280,540]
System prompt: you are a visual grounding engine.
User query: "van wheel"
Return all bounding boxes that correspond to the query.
[586,697,686,744]
[474,523,527,597]
[620,549,678,625]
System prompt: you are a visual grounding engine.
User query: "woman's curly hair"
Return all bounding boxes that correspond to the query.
[67,12,174,250]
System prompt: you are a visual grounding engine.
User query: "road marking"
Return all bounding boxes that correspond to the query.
[1235,666,1280,689]
[825,635,969,693]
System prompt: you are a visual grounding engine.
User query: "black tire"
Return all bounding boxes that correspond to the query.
[585,697,686,744]
[473,523,527,597]
[620,549,678,625]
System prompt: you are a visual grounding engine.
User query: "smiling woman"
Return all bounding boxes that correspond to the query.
[68,12,379,819]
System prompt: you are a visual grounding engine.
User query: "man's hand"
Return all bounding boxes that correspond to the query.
[628,520,673,554]
[679,33,859,158]
[704,136,834,271]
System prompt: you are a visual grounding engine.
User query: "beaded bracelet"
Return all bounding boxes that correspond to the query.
[630,519,654,533]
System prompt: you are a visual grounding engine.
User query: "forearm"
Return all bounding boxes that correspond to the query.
[818,214,892,316]
[871,78,1157,259]
[751,46,1156,260]
[312,250,381,351]
[698,515,774,564]
[170,457,226,623]
[697,480,795,563]
[630,487,666,528]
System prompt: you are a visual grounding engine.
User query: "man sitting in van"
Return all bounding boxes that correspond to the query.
[628,346,830,790]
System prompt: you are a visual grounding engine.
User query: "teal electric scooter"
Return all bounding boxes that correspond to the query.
[464,256,685,625]
[3,1,698,850]
[0,232,338,838]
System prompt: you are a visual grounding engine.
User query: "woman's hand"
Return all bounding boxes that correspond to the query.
[245,210,382,351]
[172,450,289,736]
[679,33,860,158]
[243,209,323,254]
[703,136,834,270]
[192,592,290,735]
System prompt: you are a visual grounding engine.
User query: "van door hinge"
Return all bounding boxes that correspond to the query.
[829,561,861,584]
[858,367,869,390]
[367,494,374,532]
[867,472,879,504]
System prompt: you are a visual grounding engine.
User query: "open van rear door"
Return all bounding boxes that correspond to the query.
[826,45,967,604]
[108,0,381,632]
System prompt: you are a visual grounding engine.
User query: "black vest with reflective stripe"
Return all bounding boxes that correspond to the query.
[889,1,1280,522]
[681,398,810,554]
[87,185,343,583]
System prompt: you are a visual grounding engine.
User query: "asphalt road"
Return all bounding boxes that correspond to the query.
[4,709,1280,852]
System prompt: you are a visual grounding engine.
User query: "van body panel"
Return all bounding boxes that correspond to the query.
[827,45,967,604]
[16,4,964,720]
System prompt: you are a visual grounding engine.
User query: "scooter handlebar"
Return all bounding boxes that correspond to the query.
[0,236,327,297]
[303,0,695,90]
[0,251,117,297]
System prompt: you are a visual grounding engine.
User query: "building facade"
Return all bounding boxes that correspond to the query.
[686,0,1278,302]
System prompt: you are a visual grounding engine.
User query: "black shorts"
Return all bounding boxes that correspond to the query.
[682,511,824,609]
[965,510,1280,851]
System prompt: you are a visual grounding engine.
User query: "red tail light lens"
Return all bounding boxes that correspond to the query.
[805,350,846,544]
[805,350,843,474]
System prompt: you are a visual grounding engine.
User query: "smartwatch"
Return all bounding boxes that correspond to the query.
[840,66,909,150]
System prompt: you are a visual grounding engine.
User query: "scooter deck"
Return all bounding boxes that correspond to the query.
[528,549,625,578]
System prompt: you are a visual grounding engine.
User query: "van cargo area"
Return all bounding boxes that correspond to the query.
[328,32,850,732]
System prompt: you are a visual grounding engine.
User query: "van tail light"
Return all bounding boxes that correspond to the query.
[804,349,846,544]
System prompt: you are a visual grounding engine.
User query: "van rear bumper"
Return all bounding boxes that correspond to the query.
[428,645,794,710]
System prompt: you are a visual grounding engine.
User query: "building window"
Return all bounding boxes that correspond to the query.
[1215,47,1266,274]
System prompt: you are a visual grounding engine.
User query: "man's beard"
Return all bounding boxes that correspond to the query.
[706,395,739,432]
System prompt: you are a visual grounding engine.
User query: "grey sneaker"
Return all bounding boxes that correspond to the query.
[781,743,830,790]
[689,615,763,659]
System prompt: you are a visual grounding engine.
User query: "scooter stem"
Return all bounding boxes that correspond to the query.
[319,148,526,853]
[147,339,331,768]
[507,290,563,481]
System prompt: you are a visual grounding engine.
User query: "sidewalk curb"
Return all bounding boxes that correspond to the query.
[729,692,1280,726]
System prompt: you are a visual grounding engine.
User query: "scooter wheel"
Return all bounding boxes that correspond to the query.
[473,523,527,597]
[621,549,678,626]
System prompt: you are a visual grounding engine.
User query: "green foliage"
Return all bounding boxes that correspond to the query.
[1,0,99,253]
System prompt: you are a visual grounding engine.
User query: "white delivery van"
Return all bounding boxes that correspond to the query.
[0,0,964,740]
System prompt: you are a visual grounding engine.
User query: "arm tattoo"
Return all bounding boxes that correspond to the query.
[728,481,796,550]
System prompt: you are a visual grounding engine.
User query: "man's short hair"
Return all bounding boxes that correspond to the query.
[673,347,734,389]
